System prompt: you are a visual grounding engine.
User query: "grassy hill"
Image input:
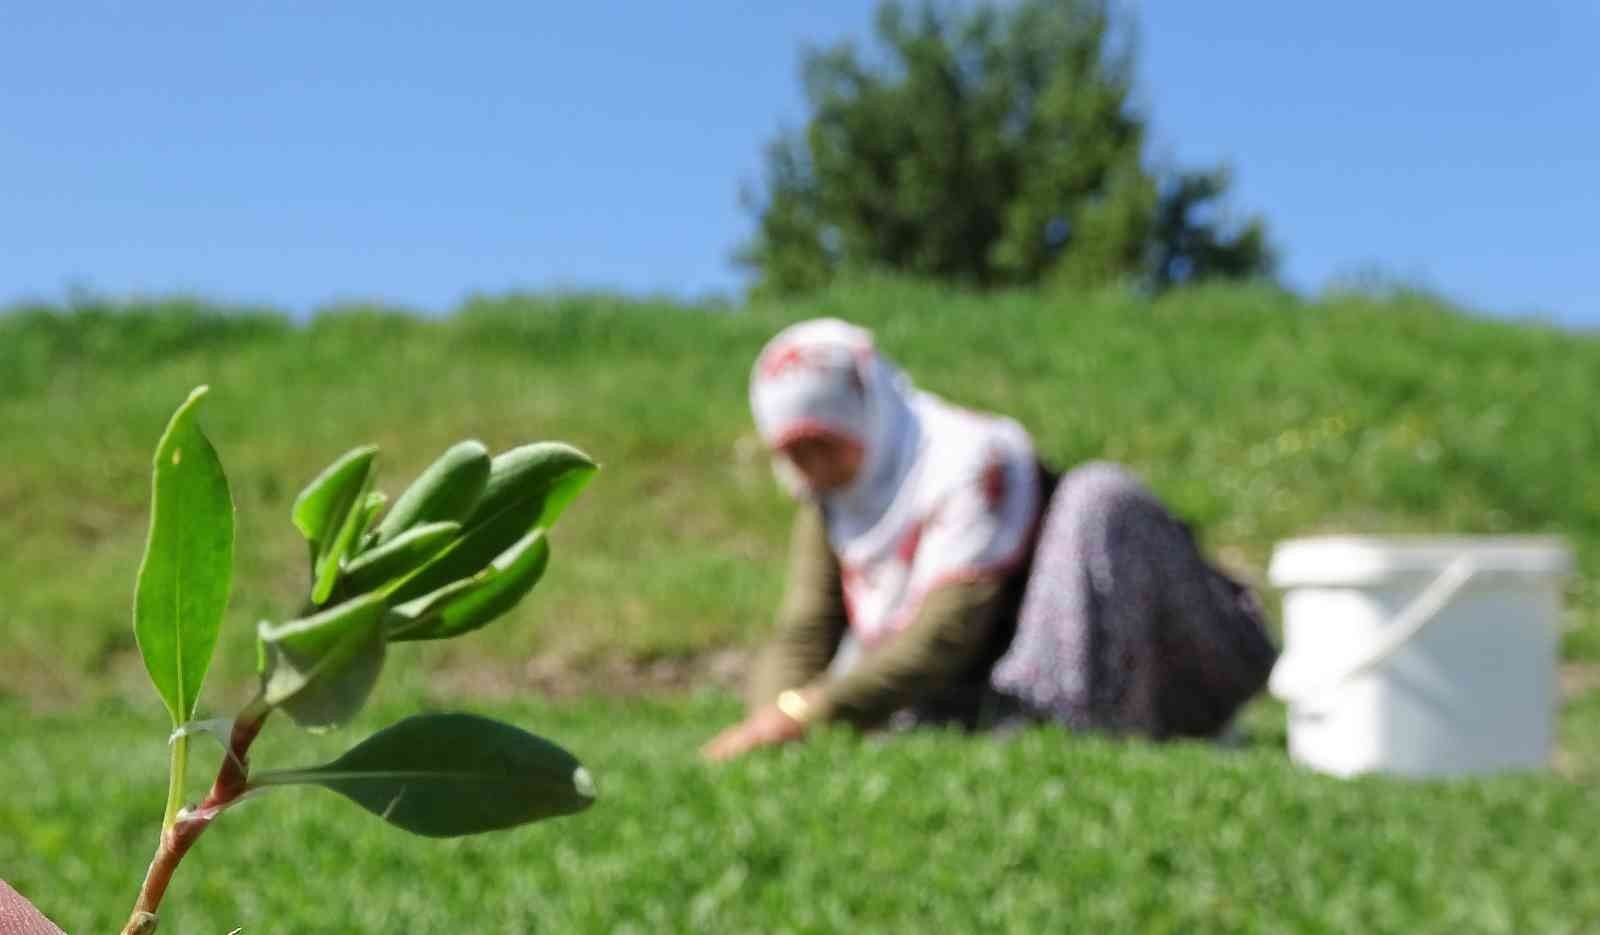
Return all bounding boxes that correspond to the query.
[6,280,1600,933]
[2,279,1597,707]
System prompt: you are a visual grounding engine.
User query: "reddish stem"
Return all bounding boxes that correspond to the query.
[120,704,270,935]
[206,707,268,805]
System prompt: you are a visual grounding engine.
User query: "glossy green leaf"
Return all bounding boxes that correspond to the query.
[354,490,388,551]
[133,386,235,726]
[291,446,378,605]
[252,713,595,837]
[388,443,595,603]
[374,440,490,545]
[259,592,387,730]
[387,531,550,642]
[472,442,596,531]
[291,446,377,547]
[340,521,461,597]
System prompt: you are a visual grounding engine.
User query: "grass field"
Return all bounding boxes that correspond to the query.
[3,694,1599,934]
[3,280,1599,931]
[3,279,1598,704]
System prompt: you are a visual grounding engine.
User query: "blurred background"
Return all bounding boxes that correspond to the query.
[4,2,1600,931]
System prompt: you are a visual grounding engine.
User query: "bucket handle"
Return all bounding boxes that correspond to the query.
[1268,556,1478,709]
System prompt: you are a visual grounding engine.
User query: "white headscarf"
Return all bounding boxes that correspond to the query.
[750,319,1041,646]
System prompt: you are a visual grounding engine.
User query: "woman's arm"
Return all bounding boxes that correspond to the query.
[804,577,1009,726]
[706,472,1027,760]
[744,506,848,709]
[703,507,847,762]
[704,577,1010,761]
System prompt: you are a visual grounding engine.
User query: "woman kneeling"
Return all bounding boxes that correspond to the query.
[703,319,1277,762]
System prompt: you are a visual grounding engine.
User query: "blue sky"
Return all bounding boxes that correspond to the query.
[3,2,1596,324]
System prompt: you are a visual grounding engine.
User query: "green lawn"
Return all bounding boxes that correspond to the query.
[4,281,1599,932]
[3,692,1599,934]
[3,279,1599,707]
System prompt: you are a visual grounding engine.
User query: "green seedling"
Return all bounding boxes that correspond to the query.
[120,387,599,935]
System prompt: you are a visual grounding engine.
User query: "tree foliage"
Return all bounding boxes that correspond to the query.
[739,0,1273,297]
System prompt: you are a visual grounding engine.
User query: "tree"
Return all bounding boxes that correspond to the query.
[738,0,1273,298]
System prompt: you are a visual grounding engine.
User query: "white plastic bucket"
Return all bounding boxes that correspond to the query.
[1267,536,1572,778]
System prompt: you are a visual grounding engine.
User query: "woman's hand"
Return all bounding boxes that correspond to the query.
[701,703,809,762]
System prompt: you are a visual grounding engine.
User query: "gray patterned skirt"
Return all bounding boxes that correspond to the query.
[984,462,1278,739]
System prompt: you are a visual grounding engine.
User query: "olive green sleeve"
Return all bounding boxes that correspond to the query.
[746,506,849,710]
[810,577,1009,727]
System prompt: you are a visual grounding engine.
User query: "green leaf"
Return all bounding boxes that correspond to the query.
[259,592,387,730]
[252,713,596,837]
[291,446,378,605]
[133,386,235,726]
[341,521,462,597]
[292,446,378,546]
[473,442,597,531]
[324,470,374,603]
[388,443,595,604]
[374,440,491,545]
[387,530,550,642]
[354,490,388,551]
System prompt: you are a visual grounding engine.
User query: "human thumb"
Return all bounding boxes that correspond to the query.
[0,881,65,935]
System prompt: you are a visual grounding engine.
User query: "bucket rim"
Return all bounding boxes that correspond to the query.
[1268,534,1573,587]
